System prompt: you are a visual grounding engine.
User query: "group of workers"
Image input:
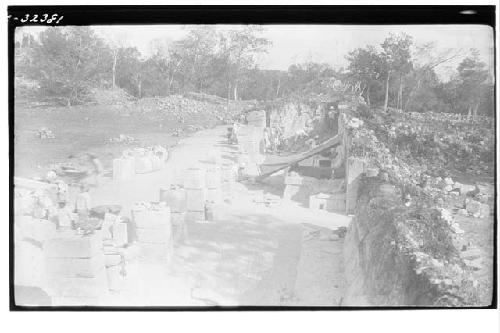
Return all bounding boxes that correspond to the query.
[40,153,104,232]
[263,126,284,153]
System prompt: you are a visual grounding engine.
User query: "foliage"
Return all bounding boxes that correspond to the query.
[29,27,111,105]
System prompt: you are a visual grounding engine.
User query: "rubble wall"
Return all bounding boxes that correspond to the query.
[342,179,436,306]
[269,101,315,139]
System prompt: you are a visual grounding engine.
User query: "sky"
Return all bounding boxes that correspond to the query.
[16,24,494,80]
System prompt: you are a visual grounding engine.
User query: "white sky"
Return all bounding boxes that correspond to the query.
[16,24,494,80]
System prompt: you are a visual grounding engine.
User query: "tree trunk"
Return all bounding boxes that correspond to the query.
[366,85,371,107]
[276,78,281,97]
[384,72,390,112]
[473,101,480,119]
[112,49,117,90]
[138,78,142,98]
[398,75,404,110]
[404,77,421,111]
[227,83,231,116]
[233,83,238,101]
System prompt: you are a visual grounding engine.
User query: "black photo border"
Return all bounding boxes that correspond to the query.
[7,5,497,311]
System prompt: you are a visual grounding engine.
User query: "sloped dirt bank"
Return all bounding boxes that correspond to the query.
[343,181,435,306]
[342,178,489,307]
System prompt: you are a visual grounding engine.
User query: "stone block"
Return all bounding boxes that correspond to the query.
[183,168,205,189]
[309,193,346,213]
[106,264,126,291]
[113,158,135,181]
[466,199,482,217]
[45,269,108,298]
[136,227,172,244]
[51,296,102,306]
[131,207,171,229]
[460,184,476,195]
[186,188,206,211]
[206,188,222,204]
[45,253,106,278]
[205,168,222,189]
[150,155,164,171]
[479,203,490,218]
[159,187,187,213]
[134,156,154,174]
[283,184,310,205]
[15,240,45,288]
[139,242,173,262]
[171,212,186,227]
[44,233,102,258]
[221,164,238,183]
[185,211,205,223]
[16,216,56,244]
[112,222,128,247]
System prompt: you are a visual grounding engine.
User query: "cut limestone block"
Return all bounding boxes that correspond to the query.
[185,211,205,223]
[112,222,128,247]
[45,253,106,278]
[171,212,186,227]
[172,223,188,242]
[159,187,187,213]
[15,240,45,288]
[221,163,238,183]
[113,158,135,181]
[16,216,56,244]
[184,168,205,189]
[283,184,311,205]
[44,233,102,258]
[136,227,172,244]
[51,296,102,306]
[186,188,206,211]
[45,269,108,298]
[309,193,346,212]
[206,188,222,204]
[139,242,173,262]
[106,264,125,291]
[150,155,164,171]
[134,156,153,174]
[205,168,222,189]
[205,148,222,165]
[131,206,171,229]
[104,252,125,291]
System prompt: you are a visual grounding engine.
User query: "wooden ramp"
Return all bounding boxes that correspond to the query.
[255,134,341,182]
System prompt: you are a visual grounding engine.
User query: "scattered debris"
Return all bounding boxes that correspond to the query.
[37,127,55,139]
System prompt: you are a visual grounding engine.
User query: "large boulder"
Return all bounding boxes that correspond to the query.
[459,184,476,196]
[466,199,490,218]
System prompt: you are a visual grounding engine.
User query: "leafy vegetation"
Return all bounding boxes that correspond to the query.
[16,27,493,118]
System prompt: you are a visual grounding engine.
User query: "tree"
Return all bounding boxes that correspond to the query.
[31,27,111,105]
[216,26,271,100]
[115,47,143,97]
[404,42,465,111]
[380,33,413,111]
[346,46,384,106]
[456,51,490,117]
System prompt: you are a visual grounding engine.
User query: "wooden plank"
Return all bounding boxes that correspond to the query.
[14,177,57,191]
[255,134,341,181]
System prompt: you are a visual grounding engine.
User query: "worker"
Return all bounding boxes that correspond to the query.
[56,201,73,229]
[56,179,68,204]
[263,127,271,153]
[87,153,104,186]
[75,183,91,228]
[331,143,346,178]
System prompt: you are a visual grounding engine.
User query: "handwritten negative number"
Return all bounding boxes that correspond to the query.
[17,14,64,24]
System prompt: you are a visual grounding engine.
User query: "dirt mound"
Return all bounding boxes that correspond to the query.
[92,87,136,106]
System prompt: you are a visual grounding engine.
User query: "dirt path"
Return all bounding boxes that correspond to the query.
[88,125,349,306]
